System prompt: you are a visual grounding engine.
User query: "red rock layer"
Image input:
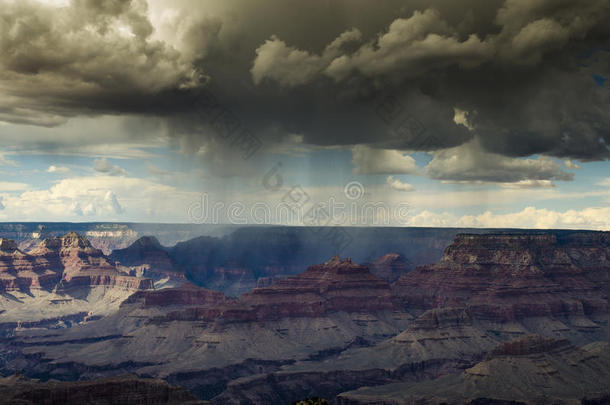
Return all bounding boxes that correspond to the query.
[132,256,394,323]
[124,282,226,307]
[0,239,60,291]
[365,252,410,282]
[237,256,394,321]
[393,233,610,321]
[63,271,154,290]
[1,233,152,292]
[29,232,116,279]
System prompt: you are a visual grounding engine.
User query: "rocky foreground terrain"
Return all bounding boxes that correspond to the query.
[336,335,610,404]
[0,374,208,404]
[0,229,609,404]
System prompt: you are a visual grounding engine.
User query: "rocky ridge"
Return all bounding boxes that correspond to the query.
[1,232,153,292]
[393,233,610,323]
[364,252,411,282]
[1,233,153,331]
[336,335,610,404]
[110,236,186,289]
[237,255,394,320]
[0,238,60,291]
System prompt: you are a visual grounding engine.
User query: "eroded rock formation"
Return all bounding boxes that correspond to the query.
[365,252,410,282]
[336,336,610,404]
[393,233,610,322]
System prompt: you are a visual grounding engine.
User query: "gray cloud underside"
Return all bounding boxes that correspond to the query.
[424,140,574,183]
[0,0,609,170]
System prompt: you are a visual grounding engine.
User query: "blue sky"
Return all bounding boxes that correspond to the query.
[1,115,608,229]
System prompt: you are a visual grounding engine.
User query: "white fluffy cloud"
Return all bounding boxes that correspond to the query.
[93,158,126,176]
[386,176,415,192]
[351,145,418,175]
[407,206,610,231]
[46,165,70,173]
[0,175,192,221]
[499,180,554,189]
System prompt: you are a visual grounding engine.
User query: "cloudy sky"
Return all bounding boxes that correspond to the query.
[0,0,609,229]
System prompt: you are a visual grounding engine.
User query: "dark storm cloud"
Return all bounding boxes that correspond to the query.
[247,0,610,159]
[0,0,202,125]
[0,0,609,169]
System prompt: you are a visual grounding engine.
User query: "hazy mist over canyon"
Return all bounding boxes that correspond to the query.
[1,0,610,403]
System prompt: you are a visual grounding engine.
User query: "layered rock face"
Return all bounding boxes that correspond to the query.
[26,232,154,290]
[0,238,60,291]
[336,335,610,404]
[213,307,495,405]
[0,374,208,404]
[124,283,227,308]
[364,252,410,282]
[31,232,113,271]
[121,256,395,323]
[393,233,610,322]
[1,233,153,332]
[110,236,186,288]
[4,232,610,405]
[238,256,394,321]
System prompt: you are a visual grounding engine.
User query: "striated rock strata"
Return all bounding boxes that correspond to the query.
[393,233,610,322]
[336,335,610,404]
[125,283,227,308]
[236,256,394,321]
[1,233,153,332]
[0,238,60,291]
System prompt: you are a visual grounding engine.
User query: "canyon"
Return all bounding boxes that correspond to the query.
[1,232,153,336]
[0,227,609,404]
